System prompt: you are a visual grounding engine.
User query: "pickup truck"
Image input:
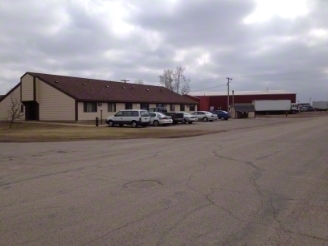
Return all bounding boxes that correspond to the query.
[148,108,184,124]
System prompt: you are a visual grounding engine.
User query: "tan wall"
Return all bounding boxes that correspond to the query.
[77,102,198,120]
[21,74,34,101]
[248,112,255,118]
[116,103,125,111]
[78,102,125,121]
[0,85,24,121]
[36,79,75,121]
[147,103,197,112]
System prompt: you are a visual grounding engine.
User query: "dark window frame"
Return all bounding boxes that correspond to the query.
[140,103,149,110]
[83,102,97,112]
[189,104,195,111]
[108,103,116,112]
[125,103,133,110]
[180,104,185,111]
[170,104,175,111]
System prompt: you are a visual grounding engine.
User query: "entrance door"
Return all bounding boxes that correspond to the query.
[24,102,39,120]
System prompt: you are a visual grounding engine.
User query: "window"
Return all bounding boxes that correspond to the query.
[140,111,150,117]
[190,104,195,111]
[122,111,131,116]
[170,104,175,111]
[140,103,149,110]
[84,102,97,112]
[156,103,163,107]
[180,104,185,111]
[108,103,116,112]
[115,111,123,116]
[122,111,138,117]
[21,104,24,113]
[125,103,133,109]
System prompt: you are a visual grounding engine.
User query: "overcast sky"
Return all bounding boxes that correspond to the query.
[1,0,327,102]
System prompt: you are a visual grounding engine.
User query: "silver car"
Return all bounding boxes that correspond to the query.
[106,109,151,128]
[191,111,218,122]
[149,112,173,126]
[178,112,198,124]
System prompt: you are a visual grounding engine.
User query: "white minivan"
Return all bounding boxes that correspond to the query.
[105,110,151,128]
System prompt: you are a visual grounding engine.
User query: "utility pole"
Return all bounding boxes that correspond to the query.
[226,77,232,111]
[121,79,129,83]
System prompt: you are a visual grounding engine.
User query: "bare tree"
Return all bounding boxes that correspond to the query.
[180,79,190,95]
[159,67,191,94]
[159,69,174,91]
[173,66,190,94]
[135,79,144,85]
[7,95,23,128]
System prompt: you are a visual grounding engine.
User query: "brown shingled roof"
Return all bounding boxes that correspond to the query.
[27,72,198,104]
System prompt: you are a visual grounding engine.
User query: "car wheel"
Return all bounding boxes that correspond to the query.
[154,120,159,126]
[203,117,208,122]
[108,120,114,127]
[188,122,193,124]
[182,119,186,124]
[131,121,138,128]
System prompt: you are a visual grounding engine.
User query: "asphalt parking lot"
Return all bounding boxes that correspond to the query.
[1,115,328,246]
[147,116,300,132]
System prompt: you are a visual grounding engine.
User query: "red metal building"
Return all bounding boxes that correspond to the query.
[186,90,297,111]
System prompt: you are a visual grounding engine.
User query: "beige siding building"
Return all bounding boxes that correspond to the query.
[35,78,75,121]
[0,72,198,122]
[0,85,23,121]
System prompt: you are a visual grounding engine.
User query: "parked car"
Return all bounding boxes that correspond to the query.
[105,109,150,128]
[149,112,173,126]
[191,111,218,122]
[210,110,230,120]
[300,106,315,112]
[165,112,185,124]
[179,112,198,124]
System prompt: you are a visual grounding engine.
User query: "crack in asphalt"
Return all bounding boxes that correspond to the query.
[156,161,247,245]
[270,198,328,242]
[0,150,163,189]
[80,206,171,246]
[256,151,281,160]
[155,203,212,246]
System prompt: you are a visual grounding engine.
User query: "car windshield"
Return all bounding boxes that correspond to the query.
[157,112,166,117]
[184,113,192,116]
[140,111,150,116]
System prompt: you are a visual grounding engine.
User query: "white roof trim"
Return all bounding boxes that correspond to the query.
[188,90,295,96]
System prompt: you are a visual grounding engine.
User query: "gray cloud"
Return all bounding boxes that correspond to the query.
[0,0,327,101]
